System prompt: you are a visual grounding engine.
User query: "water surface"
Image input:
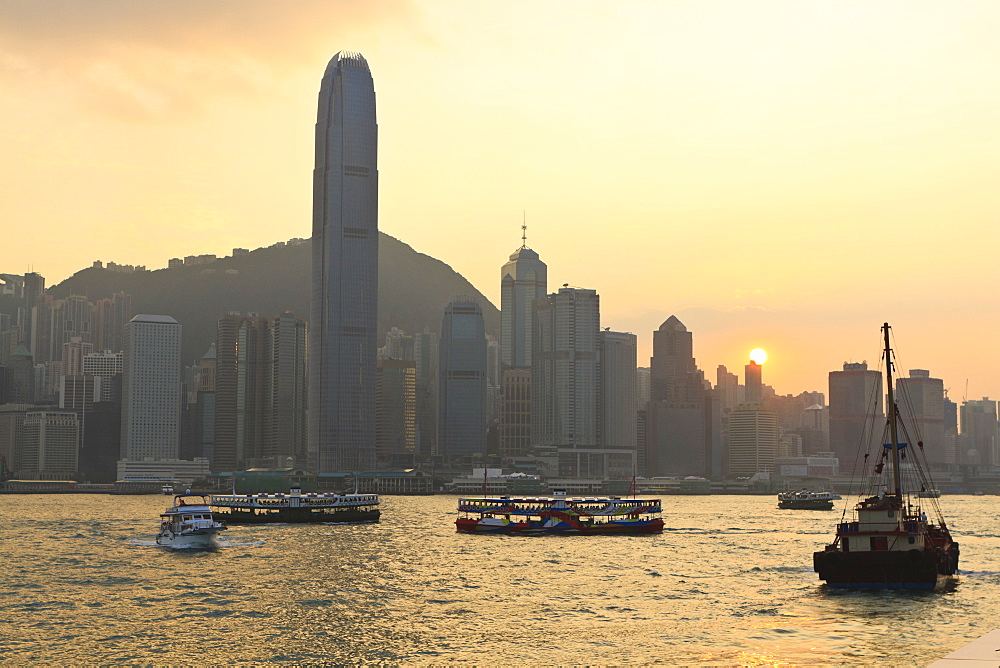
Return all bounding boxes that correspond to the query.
[1,494,997,664]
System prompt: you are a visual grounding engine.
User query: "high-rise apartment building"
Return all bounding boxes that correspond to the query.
[532,287,600,477]
[215,312,307,471]
[438,300,487,460]
[828,362,883,475]
[646,316,707,476]
[121,314,182,461]
[896,369,946,465]
[309,51,379,473]
[96,291,133,353]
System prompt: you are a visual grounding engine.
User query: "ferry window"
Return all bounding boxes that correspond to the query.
[887,510,894,518]
[908,536,915,544]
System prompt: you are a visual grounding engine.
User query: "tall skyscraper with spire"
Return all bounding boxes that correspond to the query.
[500,223,547,370]
[309,51,379,473]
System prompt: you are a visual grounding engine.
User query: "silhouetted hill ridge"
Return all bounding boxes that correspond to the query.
[49,233,499,365]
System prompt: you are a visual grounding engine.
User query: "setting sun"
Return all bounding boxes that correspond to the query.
[749,348,767,365]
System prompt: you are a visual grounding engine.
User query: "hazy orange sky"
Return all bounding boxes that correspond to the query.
[2,1,998,397]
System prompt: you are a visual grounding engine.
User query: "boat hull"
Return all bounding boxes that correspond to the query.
[813,545,959,589]
[156,527,224,549]
[211,508,380,524]
[456,517,664,535]
[778,500,834,510]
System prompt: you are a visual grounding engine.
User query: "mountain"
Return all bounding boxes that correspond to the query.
[49,234,499,365]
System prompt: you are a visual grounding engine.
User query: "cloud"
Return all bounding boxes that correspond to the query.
[0,0,420,120]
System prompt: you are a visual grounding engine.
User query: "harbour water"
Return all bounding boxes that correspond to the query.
[1,494,998,664]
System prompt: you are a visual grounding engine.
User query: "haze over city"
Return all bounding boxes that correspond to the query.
[2,0,998,395]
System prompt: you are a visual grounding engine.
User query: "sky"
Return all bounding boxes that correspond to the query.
[2,1,999,397]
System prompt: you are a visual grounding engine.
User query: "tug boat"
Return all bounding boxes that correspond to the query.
[156,495,227,549]
[777,490,840,510]
[210,484,380,524]
[456,491,663,534]
[813,324,959,589]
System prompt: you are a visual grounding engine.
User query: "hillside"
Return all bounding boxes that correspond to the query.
[49,234,499,365]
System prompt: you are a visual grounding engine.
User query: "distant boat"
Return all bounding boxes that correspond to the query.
[456,491,663,535]
[813,323,959,589]
[777,490,840,510]
[917,489,942,498]
[156,495,226,549]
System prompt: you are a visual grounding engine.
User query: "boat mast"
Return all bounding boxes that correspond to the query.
[882,323,903,500]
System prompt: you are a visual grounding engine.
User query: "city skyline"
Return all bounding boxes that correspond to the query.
[2,2,999,395]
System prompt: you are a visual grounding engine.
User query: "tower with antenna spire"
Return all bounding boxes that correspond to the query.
[499,218,546,370]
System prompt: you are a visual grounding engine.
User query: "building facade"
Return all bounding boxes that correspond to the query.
[121,314,182,461]
[828,362,883,476]
[438,300,487,460]
[309,51,379,473]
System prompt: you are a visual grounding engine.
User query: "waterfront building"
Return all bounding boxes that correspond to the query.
[896,369,947,465]
[499,368,532,458]
[121,314,182,461]
[532,287,601,477]
[716,365,739,416]
[828,362,883,476]
[21,410,79,478]
[645,316,707,476]
[413,328,438,458]
[959,398,998,468]
[215,312,307,471]
[726,403,779,478]
[309,51,379,473]
[376,358,416,466]
[598,330,638,478]
[438,299,487,461]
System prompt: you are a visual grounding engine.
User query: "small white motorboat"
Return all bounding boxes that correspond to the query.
[156,495,227,549]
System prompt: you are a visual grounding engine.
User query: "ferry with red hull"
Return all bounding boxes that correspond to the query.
[456,492,663,535]
[813,324,959,589]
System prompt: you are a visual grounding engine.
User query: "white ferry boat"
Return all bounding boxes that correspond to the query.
[156,495,227,549]
[210,484,380,524]
[777,490,841,510]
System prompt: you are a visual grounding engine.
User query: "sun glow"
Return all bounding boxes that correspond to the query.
[749,348,767,365]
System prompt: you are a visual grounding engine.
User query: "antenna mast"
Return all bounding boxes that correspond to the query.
[883,323,903,500]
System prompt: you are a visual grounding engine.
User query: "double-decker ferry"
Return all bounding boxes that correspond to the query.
[456,491,663,535]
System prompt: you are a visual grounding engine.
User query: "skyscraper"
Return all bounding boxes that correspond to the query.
[309,51,379,473]
[896,369,946,465]
[645,316,707,476]
[532,287,600,477]
[598,330,638,478]
[500,240,547,370]
[828,361,883,475]
[438,300,487,460]
[121,314,181,461]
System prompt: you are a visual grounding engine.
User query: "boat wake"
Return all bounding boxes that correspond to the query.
[127,538,264,548]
